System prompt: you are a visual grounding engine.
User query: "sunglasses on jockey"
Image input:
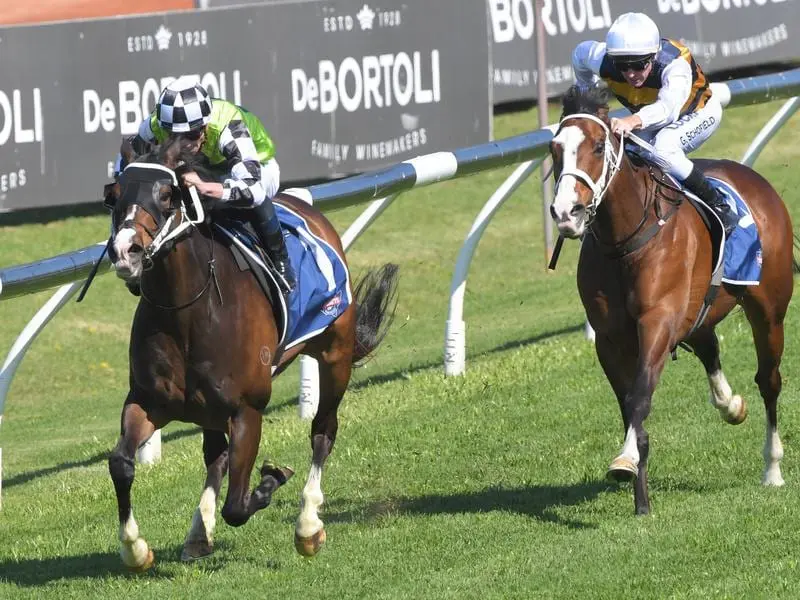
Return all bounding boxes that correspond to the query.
[612,54,654,73]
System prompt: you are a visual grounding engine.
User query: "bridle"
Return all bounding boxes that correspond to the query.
[113,162,221,311]
[554,113,626,226]
[118,162,207,265]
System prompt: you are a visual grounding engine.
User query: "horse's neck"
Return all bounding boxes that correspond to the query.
[144,229,214,306]
[594,152,652,244]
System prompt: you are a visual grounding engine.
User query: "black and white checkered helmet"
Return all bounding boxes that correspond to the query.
[156,76,213,133]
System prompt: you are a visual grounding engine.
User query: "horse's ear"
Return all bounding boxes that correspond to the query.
[590,82,611,117]
[103,181,120,210]
[120,136,138,167]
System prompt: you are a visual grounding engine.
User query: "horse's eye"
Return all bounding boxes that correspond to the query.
[593,141,605,155]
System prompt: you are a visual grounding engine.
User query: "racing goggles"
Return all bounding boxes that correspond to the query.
[612,55,653,73]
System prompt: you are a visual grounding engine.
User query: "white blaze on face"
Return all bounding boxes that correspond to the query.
[113,205,143,278]
[551,125,586,235]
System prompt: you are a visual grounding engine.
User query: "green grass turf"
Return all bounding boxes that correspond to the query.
[0,99,798,599]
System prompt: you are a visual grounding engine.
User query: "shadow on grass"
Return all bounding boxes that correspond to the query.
[0,540,254,586]
[325,480,612,530]
[350,322,586,391]
[3,426,202,490]
[4,324,584,492]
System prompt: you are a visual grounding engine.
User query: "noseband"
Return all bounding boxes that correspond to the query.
[554,113,625,225]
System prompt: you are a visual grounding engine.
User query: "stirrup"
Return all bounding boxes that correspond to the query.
[274,260,296,294]
[714,206,737,237]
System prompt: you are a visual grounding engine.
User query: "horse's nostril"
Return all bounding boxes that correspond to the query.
[570,205,585,217]
[129,243,144,255]
[549,205,558,221]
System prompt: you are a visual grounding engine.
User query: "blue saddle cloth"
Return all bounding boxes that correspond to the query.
[222,202,351,352]
[276,204,352,350]
[709,177,762,285]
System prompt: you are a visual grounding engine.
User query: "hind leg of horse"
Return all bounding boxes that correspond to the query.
[221,405,294,528]
[295,352,350,557]
[109,400,157,571]
[182,430,229,561]
[685,328,747,425]
[742,296,787,486]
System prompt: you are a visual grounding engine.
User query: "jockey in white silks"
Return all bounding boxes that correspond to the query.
[571,12,737,236]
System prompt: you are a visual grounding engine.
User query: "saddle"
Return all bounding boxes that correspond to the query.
[213,200,353,367]
[214,216,288,345]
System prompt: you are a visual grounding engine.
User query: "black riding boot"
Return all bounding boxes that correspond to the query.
[252,202,296,293]
[682,167,738,237]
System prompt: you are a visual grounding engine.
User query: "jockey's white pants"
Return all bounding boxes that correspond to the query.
[254,158,281,206]
[634,95,723,181]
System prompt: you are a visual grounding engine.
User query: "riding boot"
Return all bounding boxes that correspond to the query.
[682,167,738,237]
[251,202,296,293]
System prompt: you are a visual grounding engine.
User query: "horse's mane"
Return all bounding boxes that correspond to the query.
[128,135,222,214]
[133,135,218,184]
[561,83,611,119]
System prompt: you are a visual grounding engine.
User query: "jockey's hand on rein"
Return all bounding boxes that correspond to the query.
[181,171,205,189]
[611,114,642,136]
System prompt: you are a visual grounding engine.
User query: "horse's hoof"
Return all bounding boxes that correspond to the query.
[294,528,326,557]
[181,541,214,562]
[127,549,155,573]
[607,457,638,482]
[261,462,295,486]
[762,468,785,487]
[723,395,747,425]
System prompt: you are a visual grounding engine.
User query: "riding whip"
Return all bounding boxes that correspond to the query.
[76,237,111,303]
[548,235,565,271]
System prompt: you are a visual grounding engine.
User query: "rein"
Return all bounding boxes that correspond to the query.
[139,225,223,311]
[590,166,681,260]
[555,113,680,260]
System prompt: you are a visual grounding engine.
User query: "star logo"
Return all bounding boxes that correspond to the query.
[155,25,172,51]
[356,4,376,30]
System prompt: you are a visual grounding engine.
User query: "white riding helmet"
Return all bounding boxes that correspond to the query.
[605,12,661,57]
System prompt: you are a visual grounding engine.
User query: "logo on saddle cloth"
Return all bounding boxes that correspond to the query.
[322,291,344,316]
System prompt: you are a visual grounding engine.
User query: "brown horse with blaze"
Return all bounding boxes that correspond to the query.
[549,84,797,515]
[104,136,399,569]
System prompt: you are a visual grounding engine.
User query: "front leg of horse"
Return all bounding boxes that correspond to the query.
[609,318,671,515]
[109,401,157,571]
[221,406,263,527]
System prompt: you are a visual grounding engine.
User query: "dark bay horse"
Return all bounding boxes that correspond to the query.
[105,138,398,570]
[548,85,796,515]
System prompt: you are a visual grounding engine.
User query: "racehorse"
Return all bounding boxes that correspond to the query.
[104,136,399,570]
[548,84,797,515]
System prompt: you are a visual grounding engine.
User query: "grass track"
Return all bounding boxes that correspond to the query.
[0,99,798,599]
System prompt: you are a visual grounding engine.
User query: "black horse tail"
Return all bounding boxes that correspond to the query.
[352,263,400,366]
[793,234,800,275]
